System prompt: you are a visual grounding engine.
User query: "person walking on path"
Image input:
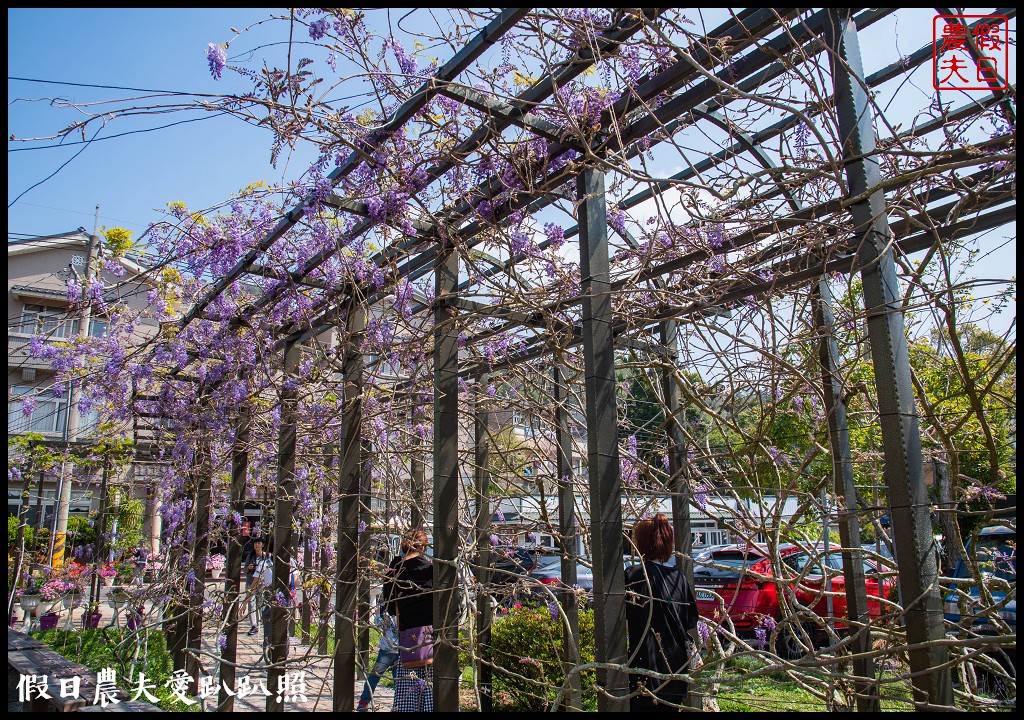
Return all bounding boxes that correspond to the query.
[382,529,434,712]
[356,605,400,711]
[243,537,268,635]
[624,513,700,711]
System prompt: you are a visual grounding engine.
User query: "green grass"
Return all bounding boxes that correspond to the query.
[32,628,199,712]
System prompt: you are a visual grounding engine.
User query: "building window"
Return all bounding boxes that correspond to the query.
[89,317,108,338]
[19,304,75,337]
[8,385,68,435]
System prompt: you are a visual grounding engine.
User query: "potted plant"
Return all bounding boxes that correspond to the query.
[83,602,102,629]
[39,578,74,616]
[108,587,129,610]
[115,562,137,586]
[39,611,59,631]
[207,553,226,580]
[16,585,40,630]
[100,565,117,587]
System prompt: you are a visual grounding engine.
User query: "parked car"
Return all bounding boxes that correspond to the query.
[468,546,538,607]
[944,524,1015,691]
[692,543,896,658]
[529,555,595,591]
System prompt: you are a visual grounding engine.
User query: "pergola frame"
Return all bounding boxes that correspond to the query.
[129,7,1016,712]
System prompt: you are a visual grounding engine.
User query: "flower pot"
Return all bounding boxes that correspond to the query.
[62,594,82,611]
[102,576,115,587]
[83,613,102,629]
[39,612,59,631]
[33,601,52,618]
[211,568,223,580]
[19,596,41,614]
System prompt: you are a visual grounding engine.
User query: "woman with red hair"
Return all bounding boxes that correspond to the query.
[625,513,699,710]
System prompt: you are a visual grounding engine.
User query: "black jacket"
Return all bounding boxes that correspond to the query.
[624,561,699,710]
[243,551,266,583]
[382,554,433,631]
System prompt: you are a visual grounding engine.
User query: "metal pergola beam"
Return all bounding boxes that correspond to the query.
[268,341,300,712]
[553,362,582,711]
[812,281,879,713]
[468,197,1012,379]
[433,235,462,711]
[177,8,531,331]
[218,406,249,711]
[577,167,629,710]
[334,306,364,711]
[825,8,951,707]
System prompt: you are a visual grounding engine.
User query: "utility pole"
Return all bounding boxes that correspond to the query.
[52,206,100,567]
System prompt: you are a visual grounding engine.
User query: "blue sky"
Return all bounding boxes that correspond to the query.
[8,8,321,238]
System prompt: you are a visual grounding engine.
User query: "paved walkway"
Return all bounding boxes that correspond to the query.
[14,588,398,712]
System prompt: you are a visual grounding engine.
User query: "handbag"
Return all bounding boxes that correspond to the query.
[398,624,434,668]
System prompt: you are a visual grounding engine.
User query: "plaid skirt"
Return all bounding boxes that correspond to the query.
[391,655,434,712]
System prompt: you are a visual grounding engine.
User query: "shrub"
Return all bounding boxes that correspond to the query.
[8,515,34,549]
[66,515,97,557]
[490,604,596,711]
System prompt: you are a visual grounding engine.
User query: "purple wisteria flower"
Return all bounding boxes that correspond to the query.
[697,620,710,643]
[694,483,709,512]
[20,396,37,417]
[547,601,559,622]
[308,18,329,41]
[207,43,227,80]
[766,446,789,466]
[754,626,767,650]
[66,278,82,303]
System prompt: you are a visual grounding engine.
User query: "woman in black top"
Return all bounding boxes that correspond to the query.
[624,514,699,711]
[381,529,434,712]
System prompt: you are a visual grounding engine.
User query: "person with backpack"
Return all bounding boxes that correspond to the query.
[624,514,700,710]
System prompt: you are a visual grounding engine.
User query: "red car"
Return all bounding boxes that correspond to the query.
[692,543,895,657]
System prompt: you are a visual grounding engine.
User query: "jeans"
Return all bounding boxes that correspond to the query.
[246,579,260,628]
[358,650,400,706]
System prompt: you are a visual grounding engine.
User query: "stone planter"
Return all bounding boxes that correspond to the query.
[62,593,82,611]
[19,595,41,616]
[102,575,115,588]
[210,568,223,580]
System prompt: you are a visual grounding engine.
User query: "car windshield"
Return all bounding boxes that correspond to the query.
[704,552,765,570]
[976,535,1016,582]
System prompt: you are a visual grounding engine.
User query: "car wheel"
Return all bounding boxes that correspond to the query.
[773,622,813,660]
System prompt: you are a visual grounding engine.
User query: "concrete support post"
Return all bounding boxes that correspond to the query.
[53,223,99,568]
